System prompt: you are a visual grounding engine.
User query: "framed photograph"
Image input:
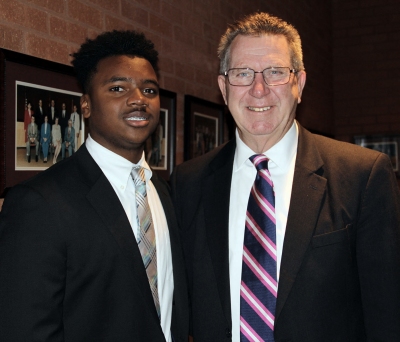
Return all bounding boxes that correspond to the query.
[184,95,225,161]
[15,81,83,171]
[354,135,400,176]
[144,88,176,180]
[0,48,82,195]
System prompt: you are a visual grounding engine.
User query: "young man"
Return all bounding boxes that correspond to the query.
[171,12,400,341]
[0,30,188,341]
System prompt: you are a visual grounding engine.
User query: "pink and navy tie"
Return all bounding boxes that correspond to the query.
[240,154,277,341]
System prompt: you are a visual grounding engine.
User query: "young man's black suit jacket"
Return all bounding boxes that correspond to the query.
[171,123,400,341]
[0,144,189,341]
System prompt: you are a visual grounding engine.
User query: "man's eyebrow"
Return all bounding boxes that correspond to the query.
[103,76,159,88]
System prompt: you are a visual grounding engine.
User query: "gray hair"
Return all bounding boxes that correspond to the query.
[218,12,304,73]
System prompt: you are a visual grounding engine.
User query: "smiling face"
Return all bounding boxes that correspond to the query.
[218,34,306,153]
[81,55,160,163]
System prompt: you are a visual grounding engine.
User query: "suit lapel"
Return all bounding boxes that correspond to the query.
[76,146,159,322]
[203,140,236,326]
[275,125,327,320]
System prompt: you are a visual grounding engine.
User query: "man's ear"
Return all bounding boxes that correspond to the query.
[218,75,228,105]
[296,70,306,104]
[81,95,91,119]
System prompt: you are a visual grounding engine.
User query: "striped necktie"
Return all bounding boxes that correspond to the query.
[240,154,277,341]
[131,166,160,318]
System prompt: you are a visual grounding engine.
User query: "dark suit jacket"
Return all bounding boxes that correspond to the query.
[47,107,58,126]
[0,144,189,341]
[171,124,400,341]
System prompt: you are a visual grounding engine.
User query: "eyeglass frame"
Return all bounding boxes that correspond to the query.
[223,67,298,87]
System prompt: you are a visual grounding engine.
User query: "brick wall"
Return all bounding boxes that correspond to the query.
[0,0,333,164]
[333,0,400,142]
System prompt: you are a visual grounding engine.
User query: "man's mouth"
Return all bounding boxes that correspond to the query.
[126,116,148,121]
[248,106,271,112]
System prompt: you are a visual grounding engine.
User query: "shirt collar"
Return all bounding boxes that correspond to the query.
[85,134,153,190]
[234,120,298,173]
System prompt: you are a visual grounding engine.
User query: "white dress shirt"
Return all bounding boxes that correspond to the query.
[86,135,174,342]
[229,121,299,341]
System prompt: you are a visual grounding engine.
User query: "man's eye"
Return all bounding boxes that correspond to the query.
[110,86,124,92]
[143,88,158,95]
[236,71,252,78]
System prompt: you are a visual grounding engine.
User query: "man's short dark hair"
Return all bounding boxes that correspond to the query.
[71,30,159,94]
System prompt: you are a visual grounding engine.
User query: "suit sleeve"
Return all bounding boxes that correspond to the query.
[0,184,66,341]
[356,153,400,339]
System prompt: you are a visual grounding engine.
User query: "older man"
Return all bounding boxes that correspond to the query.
[171,12,400,342]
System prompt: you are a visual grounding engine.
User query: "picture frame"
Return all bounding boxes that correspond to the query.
[354,135,400,176]
[0,48,82,195]
[184,95,225,161]
[0,48,177,195]
[144,88,176,181]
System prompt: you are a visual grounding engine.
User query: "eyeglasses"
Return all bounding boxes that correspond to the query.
[223,67,297,86]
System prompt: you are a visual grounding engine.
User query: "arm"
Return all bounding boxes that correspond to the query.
[357,153,400,339]
[0,185,66,341]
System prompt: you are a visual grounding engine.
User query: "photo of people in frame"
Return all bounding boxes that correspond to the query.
[145,108,168,170]
[15,81,83,171]
[193,112,218,158]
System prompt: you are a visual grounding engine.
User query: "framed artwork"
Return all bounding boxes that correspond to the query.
[354,135,400,176]
[0,48,82,195]
[144,89,176,180]
[184,95,225,161]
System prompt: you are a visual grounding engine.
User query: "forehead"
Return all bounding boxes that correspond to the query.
[229,34,291,68]
[93,55,157,83]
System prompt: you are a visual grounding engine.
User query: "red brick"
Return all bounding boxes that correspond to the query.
[68,0,103,30]
[158,57,174,74]
[195,68,213,87]
[26,0,66,14]
[149,13,173,37]
[121,1,149,28]
[163,75,185,94]
[174,61,195,82]
[23,6,48,33]
[88,0,120,14]
[104,15,136,31]
[161,2,183,26]
[0,24,24,51]
[133,0,160,12]
[49,16,68,39]
[183,12,203,36]
[174,26,193,46]
[25,33,70,64]
[0,0,25,24]
[193,0,211,20]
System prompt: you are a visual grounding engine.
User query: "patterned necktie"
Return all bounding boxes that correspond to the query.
[240,154,277,342]
[131,166,160,318]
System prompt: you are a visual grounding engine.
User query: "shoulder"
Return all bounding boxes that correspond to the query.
[173,139,235,180]
[299,127,393,186]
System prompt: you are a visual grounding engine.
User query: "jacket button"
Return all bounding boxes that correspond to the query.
[225,328,232,338]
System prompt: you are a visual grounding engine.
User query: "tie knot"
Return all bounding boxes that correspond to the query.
[131,166,146,186]
[250,154,269,171]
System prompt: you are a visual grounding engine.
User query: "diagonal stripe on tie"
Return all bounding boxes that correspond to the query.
[131,166,160,318]
[241,154,277,342]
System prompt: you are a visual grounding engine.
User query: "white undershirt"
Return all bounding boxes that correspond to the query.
[229,121,298,341]
[86,135,174,342]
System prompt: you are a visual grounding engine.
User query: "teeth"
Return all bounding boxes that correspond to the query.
[126,117,147,121]
[248,106,271,112]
